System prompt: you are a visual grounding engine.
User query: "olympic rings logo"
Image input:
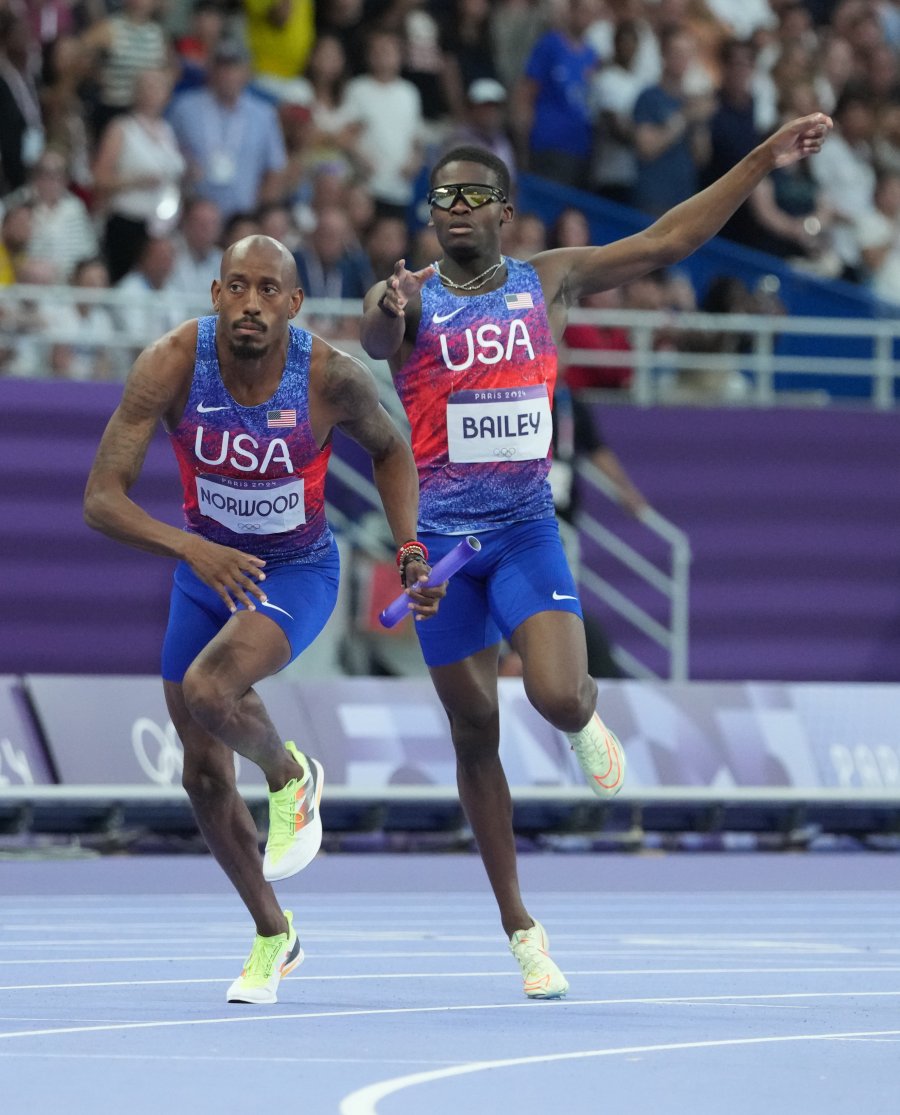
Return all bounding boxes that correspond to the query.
[494,447,518,459]
[131,717,243,784]
[132,718,183,784]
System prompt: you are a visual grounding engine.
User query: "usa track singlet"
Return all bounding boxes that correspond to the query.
[395,257,557,534]
[169,315,333,565]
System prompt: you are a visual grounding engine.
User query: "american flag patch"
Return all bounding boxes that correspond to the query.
[267,409,297,428]
[505,292,533,310]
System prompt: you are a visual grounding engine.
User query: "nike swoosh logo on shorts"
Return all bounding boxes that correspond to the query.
[261,599,294,619]
[432,308,464,324]
[552,591,577,601]
[197,402,229,413]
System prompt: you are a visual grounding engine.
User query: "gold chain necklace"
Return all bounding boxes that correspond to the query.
[434,258,505,292]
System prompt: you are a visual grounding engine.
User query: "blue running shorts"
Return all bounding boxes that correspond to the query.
[161,539,340,682]
[415,517,582,668]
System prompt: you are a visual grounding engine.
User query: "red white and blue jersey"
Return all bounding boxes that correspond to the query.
[169,315,333,565]
[394,257,557,534]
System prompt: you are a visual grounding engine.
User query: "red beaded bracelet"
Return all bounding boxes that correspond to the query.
[396,540,429,567]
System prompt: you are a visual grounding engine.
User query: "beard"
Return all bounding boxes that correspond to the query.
[227,333,270,359]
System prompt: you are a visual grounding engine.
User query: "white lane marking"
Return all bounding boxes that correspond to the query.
[339,1029,900,1115]
[3,990,900,1041]
[5,965,900,992]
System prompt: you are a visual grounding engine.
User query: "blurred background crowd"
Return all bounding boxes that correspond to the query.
[1,0,900,385]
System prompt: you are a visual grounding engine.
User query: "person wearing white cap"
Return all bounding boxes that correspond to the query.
[441,77,518,184]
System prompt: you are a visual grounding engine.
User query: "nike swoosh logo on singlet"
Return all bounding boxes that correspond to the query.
[197,402,229,413]
[552,591,577,601]
[432,308,464,324]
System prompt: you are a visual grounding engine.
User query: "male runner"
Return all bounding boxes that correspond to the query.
[85,235,442,1004]
[359,112,832,998]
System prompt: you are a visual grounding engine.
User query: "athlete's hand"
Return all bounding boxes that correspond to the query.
[182,535,268,614]
[766,112,832,168]
[402,557,446,622]
[379,259,435,318]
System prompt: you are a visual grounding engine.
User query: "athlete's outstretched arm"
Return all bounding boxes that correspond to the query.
[360,258,434,362]
[535,113,833,313]
[83,324,268,612]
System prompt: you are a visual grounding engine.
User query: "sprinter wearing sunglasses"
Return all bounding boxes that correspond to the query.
[360,119,832,1001]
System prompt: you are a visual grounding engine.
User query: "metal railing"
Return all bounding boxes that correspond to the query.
[575,459,691,681]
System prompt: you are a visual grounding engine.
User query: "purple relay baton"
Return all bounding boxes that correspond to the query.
[379,535,482,628]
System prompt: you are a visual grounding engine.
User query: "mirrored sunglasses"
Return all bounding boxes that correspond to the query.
[427,183,507,210]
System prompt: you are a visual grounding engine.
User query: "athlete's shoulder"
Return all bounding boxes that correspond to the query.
[133,318,199,382]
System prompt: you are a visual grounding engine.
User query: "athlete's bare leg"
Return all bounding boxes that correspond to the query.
[163,612,306,938]
[165,680,287,937]
[510,610,597,732]
[429,646,532,938]
[178,612,303,791]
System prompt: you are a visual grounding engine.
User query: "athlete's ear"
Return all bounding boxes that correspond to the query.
[211,278,221,310]
[289,287,304,318]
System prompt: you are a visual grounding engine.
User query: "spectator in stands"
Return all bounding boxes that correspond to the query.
[670,272,761,400]
[93,66,185,283]
[0,201,32,285]
[244,0,315,104]
[293,205,373,301]
[857,170,900,304]
[813,33,855,114]
[502,210,547,258]
[343,29,425,218]
[442,78,518,186]
[440,0,502,118]
[748,84,841,275]
[0,11,44,195]
[38,30,94,199]
[489,0,552,93]
[25,148,98,282]
[79,0,169,139]
[563,287,634,391]
[315,0,368,76]
[586,0,661,89]
[221,210,261,248]
[589,19,643,206]
[702,39,761,246]
[51,257,120,382]
[809,84,876,280]
[549,205,591,249]
[382,0,453,131]
[632,25,714,216]
[168,38,287,222]
[875,100,900,178]
[0,256,55,378]
[364,214,411,283]
[115,234,180,343]
[513,0,601,186]
[168,196,224,293]
[408,221,441,268]
[173,1,226,92]
[257,200,303,253]
[304,34,362,181]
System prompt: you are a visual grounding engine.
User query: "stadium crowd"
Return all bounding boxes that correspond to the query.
[0,0,898,385]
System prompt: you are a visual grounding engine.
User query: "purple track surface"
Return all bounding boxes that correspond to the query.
[2,853,899,1114]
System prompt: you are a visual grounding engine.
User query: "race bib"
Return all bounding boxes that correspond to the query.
[196,475,306,535]
[446,385,552,463]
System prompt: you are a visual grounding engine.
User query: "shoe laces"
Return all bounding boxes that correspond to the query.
[510,925,548,967]
[243,932,286,984]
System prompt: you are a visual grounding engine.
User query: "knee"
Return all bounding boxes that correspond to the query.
[181,753,234,802]
[526,678,595,734]
[181,663,233,737]
[447,703,500,770]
